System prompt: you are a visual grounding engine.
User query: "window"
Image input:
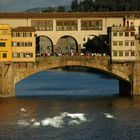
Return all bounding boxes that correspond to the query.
[125,32,129,36]
[26,32,32,37]
[113,32,117,36]
[81,20,102,30]
[31,20,53,31]
[12,53,18,58]
[12,42,32,47]
[95,20,102,30]
[119,41,123,46]
[56,20,78,31]
[25,42,32,47]
[130,41,135,46]
[119,51,123,56]
[12,32,32,37]
[12,33,17,37]
[24,53,33,58]
[19,32,23,37]
[2,53,7,58]
[131,32,135,36]
[131,51,135,56]
[20,53,24,58]
[125,41,129,46]
[0,42,6,47]
[12,32,20,37]
[125,51,129,56]
[119,32,123,36]
[130,22,134,26]
[113,41,117,46]
[113,51,117,56]
[12,53,22,58]
[12,42,18,47]
[19,42,24,47]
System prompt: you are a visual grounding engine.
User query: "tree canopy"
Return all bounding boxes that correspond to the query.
[71,0,140,12]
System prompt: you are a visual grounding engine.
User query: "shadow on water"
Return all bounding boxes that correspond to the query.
[16,69,119,97]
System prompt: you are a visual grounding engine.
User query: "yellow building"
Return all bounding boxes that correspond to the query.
[0,24,12,61]
[12,26,35,62]
[135,35,140,61]
[110,26,136,62]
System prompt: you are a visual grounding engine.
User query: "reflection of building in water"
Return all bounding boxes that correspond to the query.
[55,36,77,54]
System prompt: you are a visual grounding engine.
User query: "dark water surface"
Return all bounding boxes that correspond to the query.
[0,70,140,140]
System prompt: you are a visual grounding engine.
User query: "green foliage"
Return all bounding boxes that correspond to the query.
[42,6,65,13]
[71,0,140,12]
[43,7,56,12]
[42,0,140,13]
[71,0,79,12]
[57,6,65,12]
[84,35,109,54]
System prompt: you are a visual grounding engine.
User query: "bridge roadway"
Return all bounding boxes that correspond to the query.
[0,55,139,97]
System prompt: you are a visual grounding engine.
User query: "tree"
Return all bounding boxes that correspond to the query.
[57,6,65,12]
[43,7,55,12]
[71,0,79,12]
[84,37,101,53]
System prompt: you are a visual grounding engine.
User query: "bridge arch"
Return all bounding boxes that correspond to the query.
[15,57,130,83]
[13,56,132,95]
[55,35,78,55]
[36,35,53,56]
[15,61,131,95]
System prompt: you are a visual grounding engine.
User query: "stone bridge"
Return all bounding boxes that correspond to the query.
[0,56,140,97]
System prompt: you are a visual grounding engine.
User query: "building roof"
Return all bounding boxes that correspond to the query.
[0,11,140,19]
[12,26,35,32]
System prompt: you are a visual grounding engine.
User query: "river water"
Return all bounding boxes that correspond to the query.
[0,70,140,140]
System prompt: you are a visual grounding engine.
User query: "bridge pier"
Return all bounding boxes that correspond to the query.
[0,62,15,97]
[132,62,140,95]
[119,80,131,96]
[78,44,81,55]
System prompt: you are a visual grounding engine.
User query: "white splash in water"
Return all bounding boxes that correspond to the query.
[30,118,36,123]
[104,113,115,119]
[17,120,30,127]
[66,113,87,122]
[32,121,41,127]
[41,116,64,128]
[41,118,50,126]
[68,120,81,125]
[17,112,89,128]
[20,108,27,112]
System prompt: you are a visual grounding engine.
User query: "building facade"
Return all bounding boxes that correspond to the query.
[0,25,35,62]
[111,26,136,62]
[0,12,140,62]
[12,26,35,62]
[0,12,125,54]
[125,14,140,34]
[0,24,12,61]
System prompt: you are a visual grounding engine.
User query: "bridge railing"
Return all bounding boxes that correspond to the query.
[35,55,110,62]
[35,55,111,69]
